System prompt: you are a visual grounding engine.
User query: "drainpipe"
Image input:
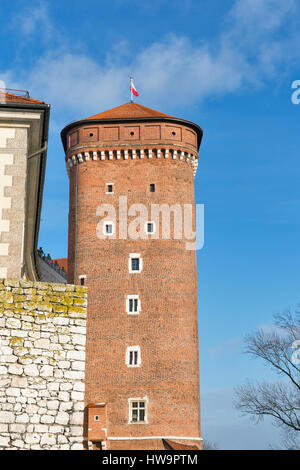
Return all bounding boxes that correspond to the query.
[27,142,48,159]
[74,162,78,284]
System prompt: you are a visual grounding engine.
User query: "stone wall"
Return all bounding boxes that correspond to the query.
[0,279,87,450]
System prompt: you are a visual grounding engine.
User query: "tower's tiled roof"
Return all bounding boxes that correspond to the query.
[84,102,174,121]
[61,101,203,152]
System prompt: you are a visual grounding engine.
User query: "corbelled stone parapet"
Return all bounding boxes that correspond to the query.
[0,279,87,450]
[66,147,199,177]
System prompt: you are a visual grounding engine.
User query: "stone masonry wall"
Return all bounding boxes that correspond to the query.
[0,279,87,450]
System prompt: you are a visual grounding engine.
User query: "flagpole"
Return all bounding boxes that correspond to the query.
[130,77,133,102]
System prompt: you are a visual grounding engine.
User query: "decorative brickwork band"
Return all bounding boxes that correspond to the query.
[66,148,199,176]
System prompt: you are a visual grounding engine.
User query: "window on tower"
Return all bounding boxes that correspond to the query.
[129,254,142,273]
[132,258,139,271]
[150,184,155,193]
[129,400,146,423]
[104,222,114,235]
[126,295,141,315]
[126,346,141,367]
[106,183,114,194]
[145,221,155,234]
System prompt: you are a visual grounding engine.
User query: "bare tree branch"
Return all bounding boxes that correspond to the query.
[234,308,300,449]
[202,439,219,450]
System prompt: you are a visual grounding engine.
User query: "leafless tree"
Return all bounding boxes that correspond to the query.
[233,308,300,449]
[202,438,218,450]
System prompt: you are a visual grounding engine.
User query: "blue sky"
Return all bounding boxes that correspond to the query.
[1,0,300,449]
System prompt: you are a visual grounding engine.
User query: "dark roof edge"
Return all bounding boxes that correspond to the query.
[0,99,50,281]
[61,116,203,152]
[32,103,50,281]
[0,101,50,110]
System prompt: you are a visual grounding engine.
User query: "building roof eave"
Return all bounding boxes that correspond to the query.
[61,115,203,153]
[0,100,51,281]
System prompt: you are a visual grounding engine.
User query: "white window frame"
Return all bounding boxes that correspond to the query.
[129,253,143,273]
[128,398,148,424]
[126,295,141,315]
[103,221,115,236]
[106,183,114,194]
[145,221,156,234]
[126,346,141,368]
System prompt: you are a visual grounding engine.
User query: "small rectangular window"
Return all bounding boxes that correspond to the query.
[126,346,141,367]
[105,223,113,234]
[103,222,114,236]
[126,295,141,315]
[130,400,146,423]
[150,184,155,192]
[131,258,139,271]
[146,221,155,234]
[129,254,142,273]
[80,278,85,286]
[106,183,114,194]
[129,350,139,366]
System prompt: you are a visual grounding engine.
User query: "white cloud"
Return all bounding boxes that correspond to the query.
[10,1,53,39]
[2,0,300,115]
[228,0,296,35]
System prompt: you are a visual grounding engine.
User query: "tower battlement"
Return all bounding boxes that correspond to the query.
[61,102,203,179]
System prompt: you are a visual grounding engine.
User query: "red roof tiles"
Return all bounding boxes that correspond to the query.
[1,92,45,104]
[84,102,175,121]
[163,439,200,450]
[53,258,68,273]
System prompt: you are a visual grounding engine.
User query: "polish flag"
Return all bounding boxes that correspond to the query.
[131,81,139,97]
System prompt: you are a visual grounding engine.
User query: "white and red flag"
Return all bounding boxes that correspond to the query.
[130,78,139,100]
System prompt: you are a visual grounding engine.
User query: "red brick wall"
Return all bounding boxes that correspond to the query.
[66,121,201,450]
[65,121,198,157]
[88,405,106,442]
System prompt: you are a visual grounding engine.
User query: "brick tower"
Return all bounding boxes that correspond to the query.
[61,102,203,450]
